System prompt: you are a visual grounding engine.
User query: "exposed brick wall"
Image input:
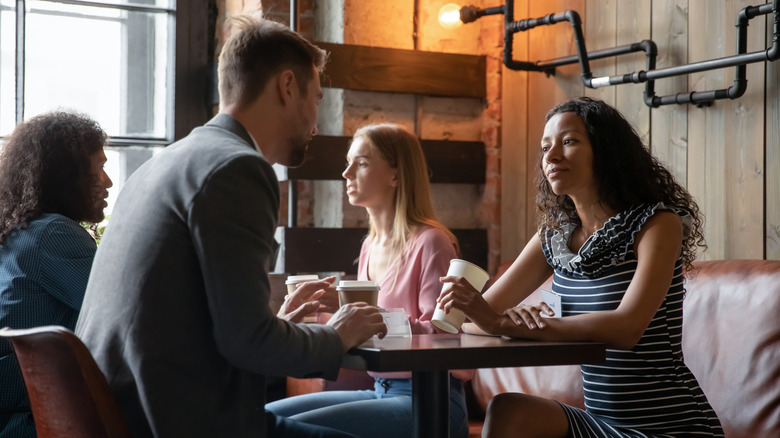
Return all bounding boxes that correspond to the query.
[215,0,505,273]
[480,18,504,275]
[258,0,315,39]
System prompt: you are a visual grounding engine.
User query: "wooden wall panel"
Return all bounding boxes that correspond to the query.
[583,0,616,105]
[767,17,780,260]
[688,0,764,260]
[650,0,689,185]
[525,0,586,239]
[615,0,650,140]
[500,0,531,262]
[501,0,776,262]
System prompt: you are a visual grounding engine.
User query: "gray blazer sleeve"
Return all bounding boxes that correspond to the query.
[189,153,343,379]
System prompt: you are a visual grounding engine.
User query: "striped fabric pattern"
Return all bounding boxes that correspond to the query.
[0,213,96,437]
[541,203,724,437]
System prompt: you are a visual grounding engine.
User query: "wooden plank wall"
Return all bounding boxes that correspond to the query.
[501,0,778,263]
[766,8,780,260]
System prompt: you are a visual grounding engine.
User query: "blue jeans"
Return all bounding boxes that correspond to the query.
[267,410,359,437]
[266,377,469,438]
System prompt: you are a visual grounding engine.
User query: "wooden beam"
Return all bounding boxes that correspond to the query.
[278,227,488,275]
[316,42,486,98]
[287,136,486,184]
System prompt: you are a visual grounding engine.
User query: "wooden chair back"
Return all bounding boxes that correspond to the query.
[0,325,131,438]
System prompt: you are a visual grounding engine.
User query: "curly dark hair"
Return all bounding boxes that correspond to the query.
[0,110,107,244]
[535,97,706,270]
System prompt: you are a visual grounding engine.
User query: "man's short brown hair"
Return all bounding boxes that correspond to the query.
[218,15,328,109]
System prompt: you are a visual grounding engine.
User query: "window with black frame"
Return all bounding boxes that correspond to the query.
[0,0,211,217]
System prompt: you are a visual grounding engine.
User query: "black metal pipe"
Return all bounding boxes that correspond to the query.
[483,0,778,106]
[536,42,649,68]
[766,0,780,60]
[644,0,776,107]
[565,10,594,86]
[461,4,504,24]
[502,2,594,83]
[503,0,540,71]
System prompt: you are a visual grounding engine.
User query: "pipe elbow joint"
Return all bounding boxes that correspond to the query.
[643,93,659,108]
[728,80,748,99]
[564,10,581,25]
[768,43,780,61]
[581,72,593,87]
[736,9,750,27]
[639,39,658,56]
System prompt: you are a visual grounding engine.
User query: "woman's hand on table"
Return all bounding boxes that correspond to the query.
[504,302,554,329]
[277,276,340,322]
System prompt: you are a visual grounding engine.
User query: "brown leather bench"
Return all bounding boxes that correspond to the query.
[469,259,780,438]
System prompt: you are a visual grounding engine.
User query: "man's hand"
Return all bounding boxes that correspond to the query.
[277,277,338,322]
[327,303,387,352]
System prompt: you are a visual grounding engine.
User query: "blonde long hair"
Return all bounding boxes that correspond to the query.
[352,123,458,260]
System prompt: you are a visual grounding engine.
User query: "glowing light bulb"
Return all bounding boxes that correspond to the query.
[438,3,462,29]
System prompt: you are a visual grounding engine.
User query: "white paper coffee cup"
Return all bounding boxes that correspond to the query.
[285,274,320,295]
[286,275,320,322]
[336,280,380,307]
[432,259,490,333]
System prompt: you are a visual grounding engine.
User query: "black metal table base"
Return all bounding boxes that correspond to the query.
[412,370,450,438]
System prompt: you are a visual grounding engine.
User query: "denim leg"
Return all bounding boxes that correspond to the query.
[266,389,377,418]
[289,391,412,438]
[268,377,469,438]
[448,378,469,438]
[267,411,359,438]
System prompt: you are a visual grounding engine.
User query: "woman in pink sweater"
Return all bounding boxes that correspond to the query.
[266,123,471,438]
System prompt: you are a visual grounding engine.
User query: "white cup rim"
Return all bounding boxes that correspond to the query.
[337,286,380,291]
[286,274,320,284]
[449,259,488,275]
[337,281,379,292]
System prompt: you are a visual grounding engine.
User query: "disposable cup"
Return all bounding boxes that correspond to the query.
[337,280,380,307]
[432,259,490,333]
[285,274,320,295]
[286,274,320,322]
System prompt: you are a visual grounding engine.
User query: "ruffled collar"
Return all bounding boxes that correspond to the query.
[541,202,692,277]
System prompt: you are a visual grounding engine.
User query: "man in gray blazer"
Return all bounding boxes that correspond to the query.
[76,16,386,438]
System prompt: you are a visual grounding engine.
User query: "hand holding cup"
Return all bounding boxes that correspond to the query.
[432,259,490,333]
[278,276,338,322]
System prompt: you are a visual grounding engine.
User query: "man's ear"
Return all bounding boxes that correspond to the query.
[277,70,296,106]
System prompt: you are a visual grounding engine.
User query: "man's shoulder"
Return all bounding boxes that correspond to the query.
[144,123,271,186]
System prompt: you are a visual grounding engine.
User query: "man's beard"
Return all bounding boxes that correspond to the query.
[85,191,107,224]
[85,204,105,224]
[285,138,310,168]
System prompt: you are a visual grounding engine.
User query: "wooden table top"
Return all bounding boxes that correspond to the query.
[343,333,606,373]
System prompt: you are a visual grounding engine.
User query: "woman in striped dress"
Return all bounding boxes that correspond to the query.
[438,97,724,437]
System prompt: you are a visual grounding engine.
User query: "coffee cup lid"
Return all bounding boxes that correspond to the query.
[286,274,319,284]
[336,280,380,291]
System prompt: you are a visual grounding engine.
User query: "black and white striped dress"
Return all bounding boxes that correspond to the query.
[540,203,724,437]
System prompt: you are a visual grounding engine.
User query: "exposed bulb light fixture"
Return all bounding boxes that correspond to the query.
[438,3,462,29]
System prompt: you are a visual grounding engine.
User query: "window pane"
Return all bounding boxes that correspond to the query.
[64,0,172,10]
[104,145,163,217]
[24,1,171,139]
[0,1,15,135]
